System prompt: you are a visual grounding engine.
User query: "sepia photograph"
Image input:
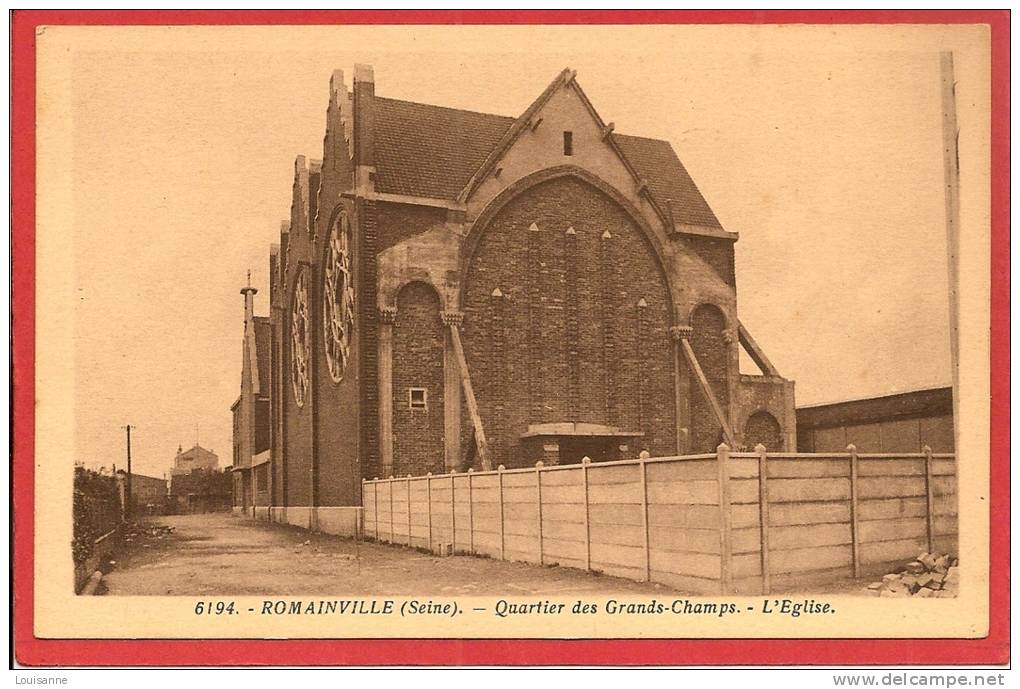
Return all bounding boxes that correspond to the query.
[13,11,1006,665]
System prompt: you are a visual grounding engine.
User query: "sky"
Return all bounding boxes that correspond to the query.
[55,24,988,479]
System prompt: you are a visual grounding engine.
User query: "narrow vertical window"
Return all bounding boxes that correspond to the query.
[563,131,573,156]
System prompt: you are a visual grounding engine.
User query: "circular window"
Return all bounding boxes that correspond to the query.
[290,270,311,406]
[322,213,355,383]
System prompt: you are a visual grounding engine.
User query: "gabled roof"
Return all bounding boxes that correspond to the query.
[370,75,723,230]
[178,444,217,459]
[374,97,514,200]
[613,134,721,229]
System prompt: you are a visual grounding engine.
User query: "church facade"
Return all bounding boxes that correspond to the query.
[232,66,795,516]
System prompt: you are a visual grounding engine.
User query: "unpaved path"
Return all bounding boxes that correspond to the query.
[101,513,670,596]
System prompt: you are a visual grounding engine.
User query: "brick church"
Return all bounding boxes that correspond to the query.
[232,66,795,516]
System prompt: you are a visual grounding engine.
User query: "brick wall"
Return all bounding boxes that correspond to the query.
[743,410,783,450]
[283,269,313,508]
[689,303,729,452]
[357,200,380,484]
[313,205,362,506]
[255,399,271,453]
[461,176,676,467]
[270,319,284,505]
[392,281,447,477]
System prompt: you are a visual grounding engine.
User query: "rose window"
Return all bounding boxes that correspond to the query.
[322,213,355,383]
[290,270,311,406]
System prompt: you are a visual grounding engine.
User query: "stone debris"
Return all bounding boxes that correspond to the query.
[124,523,176,541]
[863,551,958,598]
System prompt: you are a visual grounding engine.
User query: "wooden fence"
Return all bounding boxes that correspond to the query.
[362,445,957,594]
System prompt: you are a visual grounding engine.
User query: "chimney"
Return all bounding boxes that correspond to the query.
[352,63,375,191]
[279,221,290,284]
[293,156,310,235]
[333,69,355,165]
[269,244,280,298]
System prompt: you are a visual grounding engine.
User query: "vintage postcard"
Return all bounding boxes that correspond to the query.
[12,11,1008,666]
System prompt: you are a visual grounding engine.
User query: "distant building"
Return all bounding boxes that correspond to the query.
[171,444,219,476]
[168,444,231,513]
[169,467,232,514]
[796,386,954,453]
[115,470,167,515]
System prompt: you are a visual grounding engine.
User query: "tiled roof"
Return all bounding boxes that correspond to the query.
[253,317,271,398]
[614,134,722,229]
[374,97,514,200]
[372,97,723,229]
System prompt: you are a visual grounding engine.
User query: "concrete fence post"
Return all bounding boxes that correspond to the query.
[923,445,936,553]
[497,465,506,561]
[362,479,369,538]
[467,468,475,555]
[373,480,379,541]
[755,444,771,594]
[535,461,544,565]
[388,475,395,544]
[716,443,732,594]
[450,470,456,553]
[426,472,433,553]
[640,458,651,582]
[582,456,592,572]
[406,475,412,547]
[848,444,861,578]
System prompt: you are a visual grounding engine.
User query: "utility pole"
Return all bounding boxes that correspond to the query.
[123,424,134,520]
[939,52,961,453]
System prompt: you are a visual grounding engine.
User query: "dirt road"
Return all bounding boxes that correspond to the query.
[101,513,670,596]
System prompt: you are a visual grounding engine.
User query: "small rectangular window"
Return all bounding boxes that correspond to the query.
[563,131,573,156]
[409,387,427,410]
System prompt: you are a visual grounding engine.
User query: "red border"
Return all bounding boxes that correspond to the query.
[12,9,1009,667]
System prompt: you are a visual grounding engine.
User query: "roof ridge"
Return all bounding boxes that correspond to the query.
[612,131,668,143]
[375,95,514,121]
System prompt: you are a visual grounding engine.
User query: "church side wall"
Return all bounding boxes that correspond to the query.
[391,281,447,477]
[283,280,314,508]
[313,200,362,507]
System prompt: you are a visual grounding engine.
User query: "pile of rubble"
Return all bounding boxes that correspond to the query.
[124,523,176,546]
[863,552,959,598]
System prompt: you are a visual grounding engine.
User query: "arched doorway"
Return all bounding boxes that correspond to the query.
[744,410,783,451]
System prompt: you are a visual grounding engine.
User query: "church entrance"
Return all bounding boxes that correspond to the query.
[519,422,644,467]
[559,436,622,464]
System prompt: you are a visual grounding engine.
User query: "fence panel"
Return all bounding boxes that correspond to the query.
[362,446,957,595]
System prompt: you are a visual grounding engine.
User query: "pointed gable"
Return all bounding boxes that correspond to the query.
[367,70,725,233]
